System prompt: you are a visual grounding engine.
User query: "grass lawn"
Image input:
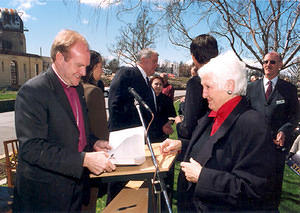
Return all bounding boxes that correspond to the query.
[279,165,300,212]
[0,91,17,100]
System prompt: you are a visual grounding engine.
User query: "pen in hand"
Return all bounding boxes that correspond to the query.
[98,154,115,176]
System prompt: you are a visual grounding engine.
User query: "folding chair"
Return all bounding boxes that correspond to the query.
[3,139,19,187]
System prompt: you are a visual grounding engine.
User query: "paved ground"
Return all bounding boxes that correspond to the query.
[0,111,16,157]
[0,90,186,156]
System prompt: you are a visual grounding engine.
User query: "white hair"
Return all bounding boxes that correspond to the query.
[198,51,247,96]
[137,48,159,62]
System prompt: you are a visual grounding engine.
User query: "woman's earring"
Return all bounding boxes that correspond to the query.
[227,90,232,95]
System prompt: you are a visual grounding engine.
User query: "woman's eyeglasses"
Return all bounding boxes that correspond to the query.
[263,60,276,65]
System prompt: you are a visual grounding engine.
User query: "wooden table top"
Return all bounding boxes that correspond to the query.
[90,143,176,179]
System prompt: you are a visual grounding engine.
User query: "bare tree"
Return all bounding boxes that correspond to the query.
[285,56,300,86]
[163,0,299,71]
[108,8,158,66]
[73,0,298,71]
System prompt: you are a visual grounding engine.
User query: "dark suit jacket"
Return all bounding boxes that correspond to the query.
[246,78,299,149]
[177,98,277,212]
[14,68,96,211]
[83,83,109,140]
[149,93,176,142]
[108,66,156,132]
[177,76,208,140]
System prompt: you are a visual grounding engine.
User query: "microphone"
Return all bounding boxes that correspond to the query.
[128,87,153,114]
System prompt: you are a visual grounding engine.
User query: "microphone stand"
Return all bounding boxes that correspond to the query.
[133,99,172,213]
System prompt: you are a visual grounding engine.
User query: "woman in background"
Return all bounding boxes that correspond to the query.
[82,50,109,142]
[149,76,176,142]
[81,50,110,211]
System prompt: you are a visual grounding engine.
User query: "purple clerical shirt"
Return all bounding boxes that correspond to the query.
[53,69,87,152]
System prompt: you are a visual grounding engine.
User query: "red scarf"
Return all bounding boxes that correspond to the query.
[208,96,242,136]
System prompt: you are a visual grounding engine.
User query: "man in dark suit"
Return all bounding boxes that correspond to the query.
[108,48,173,140]
[175,34,218,140]
[13,29,115,212]
[107,48,175,203]
[246,51,299,208]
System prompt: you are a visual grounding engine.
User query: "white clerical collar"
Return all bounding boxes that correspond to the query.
[52,64,71,87]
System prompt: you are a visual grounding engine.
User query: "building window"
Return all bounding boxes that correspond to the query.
[24,64,27,80]
[10,61,18,87]
[35,64,39,76]
[2,40,12,50]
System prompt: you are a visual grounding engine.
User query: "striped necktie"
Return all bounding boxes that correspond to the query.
[265,81,272,100]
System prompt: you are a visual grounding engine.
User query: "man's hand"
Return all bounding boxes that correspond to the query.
[93,140,111,152]
[180,158,202,183]
[273,131,285,147]
[160,138,181,156]
[162,121,174,135]
[83,152,116,175]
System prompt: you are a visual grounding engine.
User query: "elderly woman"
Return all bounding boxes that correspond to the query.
[161,51,277,212]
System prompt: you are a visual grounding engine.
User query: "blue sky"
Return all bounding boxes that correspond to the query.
[1,0,211,64]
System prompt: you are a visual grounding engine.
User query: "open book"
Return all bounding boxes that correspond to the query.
[108,126,146,165]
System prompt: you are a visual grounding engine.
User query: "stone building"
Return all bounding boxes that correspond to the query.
[0,8,51,89]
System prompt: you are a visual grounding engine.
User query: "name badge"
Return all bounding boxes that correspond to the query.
[276,100,285,105]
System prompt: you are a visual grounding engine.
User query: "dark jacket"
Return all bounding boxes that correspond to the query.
[177,98,277,212]
[108,66,156,132]
[177,76,208,140]
[149,93,176,142]
[14,68,96,211]
[246,78,299,148]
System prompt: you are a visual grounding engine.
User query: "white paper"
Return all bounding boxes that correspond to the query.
[108,126,146,165]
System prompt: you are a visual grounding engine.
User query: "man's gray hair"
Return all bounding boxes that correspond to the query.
[137,48,159,62]
[198,51,247,96]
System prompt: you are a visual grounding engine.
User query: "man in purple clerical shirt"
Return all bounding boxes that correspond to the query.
[14,29,115,212]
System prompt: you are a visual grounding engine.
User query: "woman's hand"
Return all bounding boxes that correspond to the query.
[160,139,181,156]
[180,158,202,183]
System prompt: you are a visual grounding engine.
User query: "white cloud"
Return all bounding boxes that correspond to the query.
[82,18,89,25]
[13,0,46,9]
[11,0,46,21]
[80,0,120,8]
[18,10,31,21]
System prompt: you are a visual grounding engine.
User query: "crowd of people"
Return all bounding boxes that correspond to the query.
[12,28,299,212]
